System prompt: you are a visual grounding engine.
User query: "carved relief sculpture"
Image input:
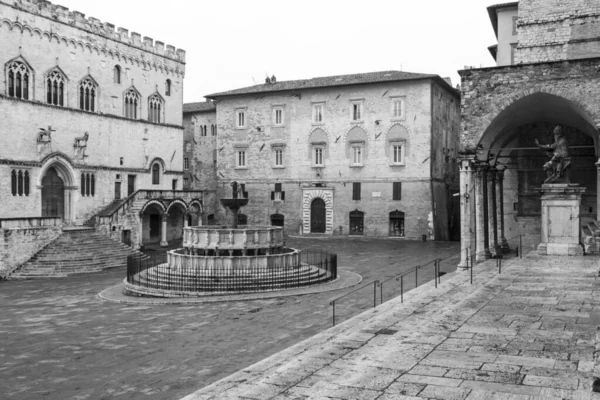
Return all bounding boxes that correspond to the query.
[36,125,55,155]
[73,132,89,160]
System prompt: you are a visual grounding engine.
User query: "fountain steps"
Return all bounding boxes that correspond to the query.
[130,265,331,292]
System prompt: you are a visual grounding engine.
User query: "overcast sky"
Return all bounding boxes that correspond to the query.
[54,0,502,103]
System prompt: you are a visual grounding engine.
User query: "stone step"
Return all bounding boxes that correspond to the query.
[9,227,141,279]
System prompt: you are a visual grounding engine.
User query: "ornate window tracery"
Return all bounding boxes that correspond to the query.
[79,78,97,112]
[7,61,30,100]
[46,70,66,106]
[124,89,140,119]
[148,94,163,123]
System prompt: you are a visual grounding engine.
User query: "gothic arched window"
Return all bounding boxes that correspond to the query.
[11,169,30,196]
[79,77,97,112]
[6,60,31,100]
[152,163,160,185]
[124,88,139,119]
[46,69,66,106]
[148,94,163,123]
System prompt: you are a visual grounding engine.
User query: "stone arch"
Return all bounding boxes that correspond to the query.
[166,199,187,214]
[139,199,166,215]
[188,199,203,214]
[385,123,411,159]
[478,91,599,154]
[148,157,166,171]
[308,126,331,142]
[38,153,77,223]
[344,125,369,143]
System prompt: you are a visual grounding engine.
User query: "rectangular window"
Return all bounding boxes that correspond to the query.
[313,104,323,123]
[275,149,283,166]
[352,146,362,165]
[184,158,190,170]
[274,108,283,125]
[236,150,246,168]
[183,177,190,187]
[352,182,361,200]
[172,179,178,190]
[352,103,361,121]
[512,16,518,35]
[314,147,323,166]
[236,109,246,128]
[393,182,402,200]
[392,144,404,165]
[271,183,285,201]
[392,100,403,118]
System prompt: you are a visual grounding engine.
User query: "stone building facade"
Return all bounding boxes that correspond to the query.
[183,101,217,223]
[458,0,600,265]
[206,71,460,240]
[0,0,201,251]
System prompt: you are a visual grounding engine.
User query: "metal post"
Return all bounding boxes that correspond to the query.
[332,301,336,326]
[380,282,383,305]
[470,254,474,284]
[415,266,418,289]
[519,235,522,259]
[401,276,404,303]
[373,281,377,308]
[499,256,502,274]
[434,261,438,288]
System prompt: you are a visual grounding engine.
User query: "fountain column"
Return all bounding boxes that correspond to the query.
[160,214,168,247]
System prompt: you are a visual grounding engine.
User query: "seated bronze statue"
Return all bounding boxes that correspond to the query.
[535,125,571,184]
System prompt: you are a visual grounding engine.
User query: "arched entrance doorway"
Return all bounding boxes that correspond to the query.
[310,198,326,233]
[141,203,164,245]
[41,167,64,218]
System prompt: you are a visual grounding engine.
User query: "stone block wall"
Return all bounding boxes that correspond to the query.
[0,225,61,278]
[516,0,600,63]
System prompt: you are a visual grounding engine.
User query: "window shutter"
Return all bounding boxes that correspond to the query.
[271,191,275,200]
[352,182,361,200]
[281,191,285,201]
[393,182,402,200]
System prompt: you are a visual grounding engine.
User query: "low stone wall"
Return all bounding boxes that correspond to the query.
[0,223,62,278]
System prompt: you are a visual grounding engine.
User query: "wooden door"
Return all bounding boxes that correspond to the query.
[41,167,64,218]
[114,181,121,200]
[127,175,135,196]
[310,198,326,233]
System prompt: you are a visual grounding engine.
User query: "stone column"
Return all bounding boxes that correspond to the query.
[184,216,189,228]
[160,213,168,247]
[475,162,491,262]
[496,166,509,252]
[458,156,476,269]
[487,167,500,256]
[596,158,600,220]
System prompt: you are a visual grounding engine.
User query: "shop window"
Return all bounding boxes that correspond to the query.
[389,210,405,237]
[349,210,364,236]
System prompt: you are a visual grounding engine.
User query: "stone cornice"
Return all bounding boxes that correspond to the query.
[0,158,183,175]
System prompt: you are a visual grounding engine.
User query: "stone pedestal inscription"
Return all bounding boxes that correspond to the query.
[537,184,585,256]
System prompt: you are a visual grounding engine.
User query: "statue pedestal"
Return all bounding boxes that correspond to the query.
[537,184,585,256]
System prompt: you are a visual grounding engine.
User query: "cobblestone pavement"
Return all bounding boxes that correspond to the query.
[183,253,600,400]
[0,238,459,400]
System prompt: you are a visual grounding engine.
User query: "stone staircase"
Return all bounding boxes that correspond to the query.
[8,226,141,279]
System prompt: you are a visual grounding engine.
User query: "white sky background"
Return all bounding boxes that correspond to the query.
[55,0,502,103]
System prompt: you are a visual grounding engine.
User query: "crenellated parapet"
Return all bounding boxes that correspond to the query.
[0,0,186,69]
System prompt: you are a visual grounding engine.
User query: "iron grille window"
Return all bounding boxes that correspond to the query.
[352,182,361,200]
[393,182,402,200]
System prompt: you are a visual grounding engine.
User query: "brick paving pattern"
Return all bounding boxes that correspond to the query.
[183,253,600,400]
[0,238,459,400]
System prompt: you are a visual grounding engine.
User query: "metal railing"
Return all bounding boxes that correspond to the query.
[126,250,337,294]
[328,235,525,326]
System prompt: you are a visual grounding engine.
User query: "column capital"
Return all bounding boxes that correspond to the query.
[495,165,506,180]
[458,155,477,172]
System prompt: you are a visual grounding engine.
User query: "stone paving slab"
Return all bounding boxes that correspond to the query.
[181,253,600,400]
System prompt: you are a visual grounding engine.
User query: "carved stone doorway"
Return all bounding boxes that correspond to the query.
[41,167,64,219]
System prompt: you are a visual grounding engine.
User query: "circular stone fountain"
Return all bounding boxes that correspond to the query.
[124,182,337,297]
